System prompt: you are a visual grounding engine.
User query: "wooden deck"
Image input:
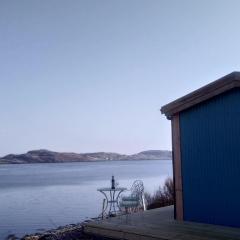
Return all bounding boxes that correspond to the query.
[84,206,240,240]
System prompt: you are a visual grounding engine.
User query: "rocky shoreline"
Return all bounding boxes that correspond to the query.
[7,221,94,240]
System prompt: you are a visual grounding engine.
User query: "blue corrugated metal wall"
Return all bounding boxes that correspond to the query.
[180,88,240,227]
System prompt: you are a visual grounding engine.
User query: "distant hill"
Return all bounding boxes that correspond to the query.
[0,149,172,164]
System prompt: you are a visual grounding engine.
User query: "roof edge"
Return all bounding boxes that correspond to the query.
[161,72,240,119]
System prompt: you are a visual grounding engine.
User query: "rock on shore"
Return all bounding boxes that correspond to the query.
[20,223,90,240]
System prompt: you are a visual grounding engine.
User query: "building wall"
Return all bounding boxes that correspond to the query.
[179,88,240,227]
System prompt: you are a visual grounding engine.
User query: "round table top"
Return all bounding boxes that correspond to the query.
[97,187,127,192]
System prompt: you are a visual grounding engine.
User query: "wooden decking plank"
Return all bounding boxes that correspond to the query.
[84,206,240,240]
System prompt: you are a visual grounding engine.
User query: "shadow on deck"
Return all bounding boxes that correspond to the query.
[84,206,240,240]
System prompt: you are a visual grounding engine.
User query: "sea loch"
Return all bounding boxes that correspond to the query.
[0,160,172,239]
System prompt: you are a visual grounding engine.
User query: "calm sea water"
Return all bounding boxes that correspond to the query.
[0,160,172,239]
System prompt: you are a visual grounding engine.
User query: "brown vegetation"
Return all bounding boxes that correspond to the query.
[144,177,174,210]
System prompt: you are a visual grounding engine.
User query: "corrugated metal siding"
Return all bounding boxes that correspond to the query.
[180,88,240,227]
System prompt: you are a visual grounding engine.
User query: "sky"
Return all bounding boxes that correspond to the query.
[1,0,240,156]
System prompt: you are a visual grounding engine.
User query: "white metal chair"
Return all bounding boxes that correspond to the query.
[119,180,146,213]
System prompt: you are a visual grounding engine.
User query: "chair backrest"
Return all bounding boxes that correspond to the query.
[130,180,146,210]
[131,180,144,198]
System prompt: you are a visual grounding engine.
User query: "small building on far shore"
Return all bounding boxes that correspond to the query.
[161,72,240,227]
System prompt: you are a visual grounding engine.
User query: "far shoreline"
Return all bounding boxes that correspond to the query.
[0,149,172,165]
[0,158,172,165]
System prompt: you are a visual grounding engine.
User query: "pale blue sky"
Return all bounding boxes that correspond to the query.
[1,0,240,156]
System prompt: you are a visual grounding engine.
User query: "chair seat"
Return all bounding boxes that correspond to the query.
[120,200,139,207]
[121,196,139,201]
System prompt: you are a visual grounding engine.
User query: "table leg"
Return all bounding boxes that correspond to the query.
[100,190,108,216]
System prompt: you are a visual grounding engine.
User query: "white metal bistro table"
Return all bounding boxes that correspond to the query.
[97,187,127,217]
